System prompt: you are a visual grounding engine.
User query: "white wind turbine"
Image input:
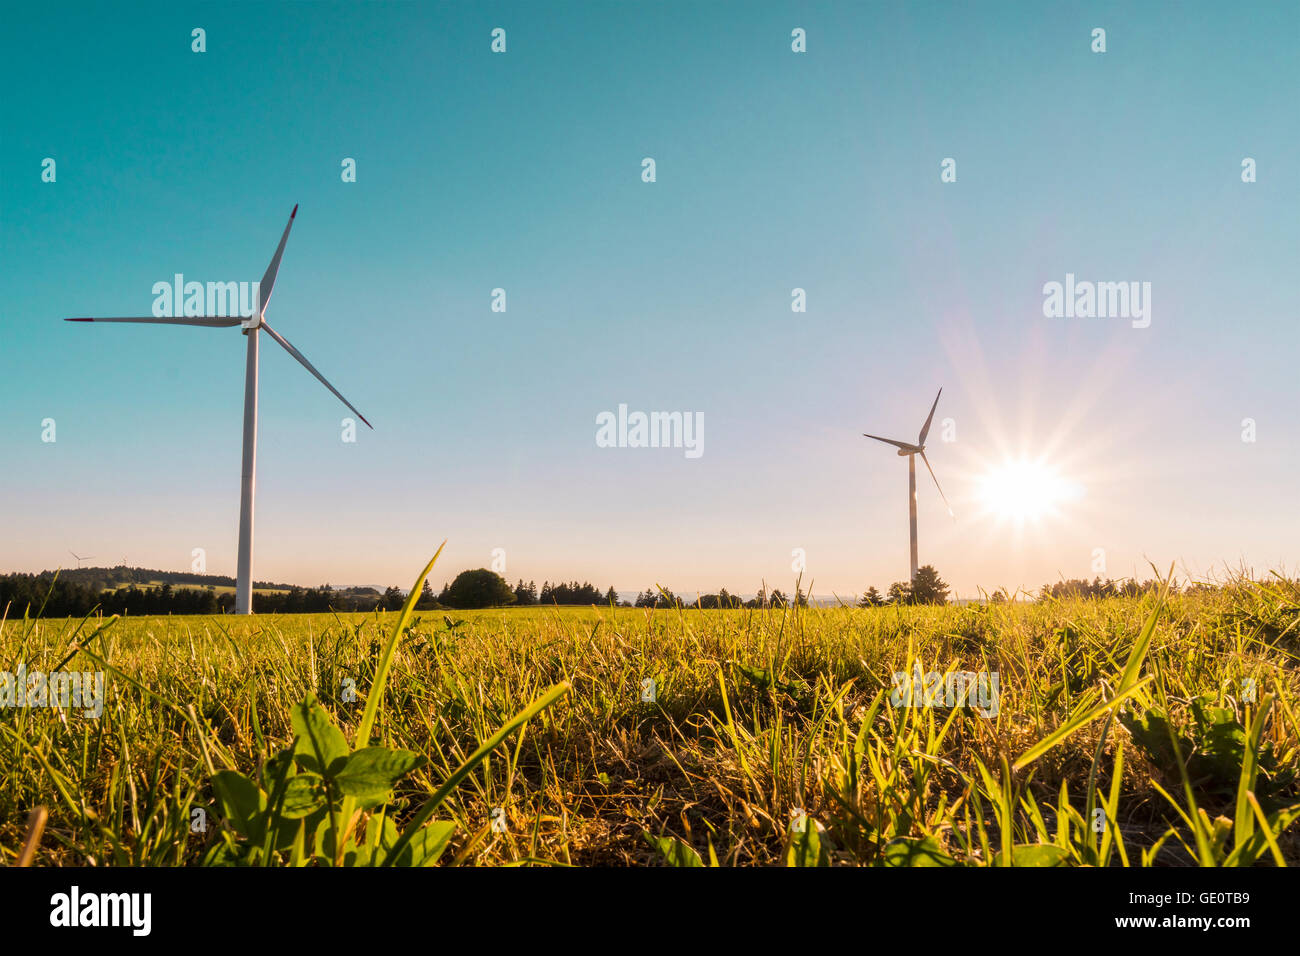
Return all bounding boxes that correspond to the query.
[65,205,371,614]
[863,388,952,583]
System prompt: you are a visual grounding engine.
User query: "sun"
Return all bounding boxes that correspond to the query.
[976,459,1083,522]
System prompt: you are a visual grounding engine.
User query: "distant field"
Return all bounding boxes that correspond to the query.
[2,579,1298,866]
[111,581,292,596]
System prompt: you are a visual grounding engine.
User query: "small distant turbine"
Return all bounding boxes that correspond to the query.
[863,388,952,582]
[68,551,95,569]
[64,206,371,614]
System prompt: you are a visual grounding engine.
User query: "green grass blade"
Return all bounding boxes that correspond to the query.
[355,542,445,748]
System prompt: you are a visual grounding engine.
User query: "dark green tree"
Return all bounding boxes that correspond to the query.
[910,565,950,605]
[415,580,438,609]
[859,586,884,608]
[886,581,912,605]
[439,569,516,609]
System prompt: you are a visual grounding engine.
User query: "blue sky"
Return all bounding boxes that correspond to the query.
[2,1,1297,598]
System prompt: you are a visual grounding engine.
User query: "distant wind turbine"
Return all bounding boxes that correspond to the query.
[64,205,371,614]
[863,388,952,583]
[68,551,95,569]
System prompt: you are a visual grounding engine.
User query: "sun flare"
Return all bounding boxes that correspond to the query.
[977,459,1083,521]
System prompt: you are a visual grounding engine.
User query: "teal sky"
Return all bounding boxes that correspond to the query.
[2,1,1297,598]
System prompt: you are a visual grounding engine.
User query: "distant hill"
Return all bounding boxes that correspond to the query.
[0,566,406,617]
[25,566,300,593]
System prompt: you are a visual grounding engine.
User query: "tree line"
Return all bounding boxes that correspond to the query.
[1035,576,1172,601]
[0,569,627,617]
[506,579,620,607]
[0,564,1208,619]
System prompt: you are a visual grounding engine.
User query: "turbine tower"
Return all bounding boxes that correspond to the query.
[863,388,952,582]
[65,205,371,614]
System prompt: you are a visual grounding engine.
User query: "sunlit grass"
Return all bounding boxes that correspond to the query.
[2,568,1298,866]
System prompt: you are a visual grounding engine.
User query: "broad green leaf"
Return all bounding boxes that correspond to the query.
[785,824,829,867]
[1120,705,1180,768]
[281,772,326,819]
[388,820,457,867]
[335,747,425,802]
[291,695,349,779]
[995,843,1071,867]
[201,839,244,867]
[735,663,810,700]
[211,770,267,843]
[313,815,359,868]
[356,813,401,867]
[313,815,334,867]
[880,835,958,867]
[260,747,297,797]
[644,832,703,867]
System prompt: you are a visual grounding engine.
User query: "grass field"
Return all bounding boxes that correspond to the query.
[111,581,291,597]
[3,560,1299,867]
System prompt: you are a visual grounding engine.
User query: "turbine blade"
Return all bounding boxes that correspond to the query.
[64,316,241,327]
[260,321,372,429]
[259,204,298,315]
[920,450,953,516]
[918,387,943,445]
[862,433,918,453]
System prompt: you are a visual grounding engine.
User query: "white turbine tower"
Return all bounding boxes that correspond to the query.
[863,388,952,583]
[65,205,371,614]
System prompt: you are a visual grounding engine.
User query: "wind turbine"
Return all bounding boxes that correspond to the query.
[68,551,95,569]
[64,205,371,614]
[863,388,952,583]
